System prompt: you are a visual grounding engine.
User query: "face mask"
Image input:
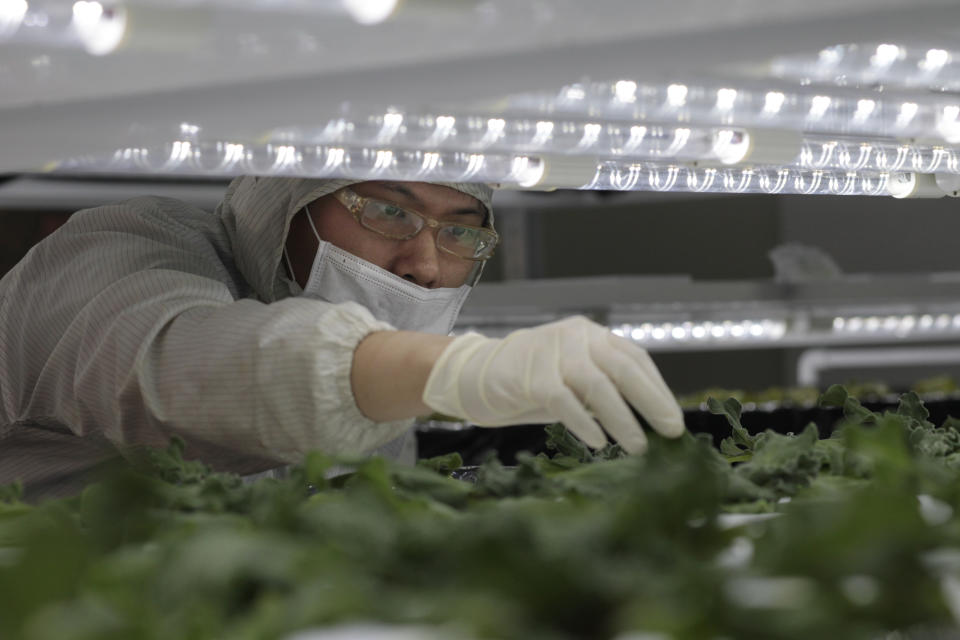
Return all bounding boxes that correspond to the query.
[288,208,473,335]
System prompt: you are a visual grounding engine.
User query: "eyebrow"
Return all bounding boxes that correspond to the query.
[379,182,486,218]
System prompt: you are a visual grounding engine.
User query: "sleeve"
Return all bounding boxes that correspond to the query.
[0,200,413,469]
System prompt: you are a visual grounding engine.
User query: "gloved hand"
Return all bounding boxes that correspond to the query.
[422,316,685,454]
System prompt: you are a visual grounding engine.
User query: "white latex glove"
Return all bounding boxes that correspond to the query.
[422,316,685,454]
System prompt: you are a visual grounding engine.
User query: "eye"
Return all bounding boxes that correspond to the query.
[449,227,479,242]
[381,204,408,219]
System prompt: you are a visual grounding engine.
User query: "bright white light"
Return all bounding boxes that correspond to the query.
[615,80,638,103]
[896,102,919,128]
[426,115,455,146]
[762,91,785,115]
[72,1,126,55]
[730,324,746,338]
[711,324,726,338]
[921,48,950,71]
[883,316,899,331]
[372,149,393,171]
[954,314,960,328]
[833,317,845,331]
[463,152,485,180]
[766,321,787,339]
[671,326,687,340]
[0,0,27,37]
[818,46,843,67]
[871,43,902,68]
[920,314,935,329]
[853,99,876,123]
[512,156,544,188]
[326,147,345,169]
[865,316,881,331]
[716,88,738,112]
[848,317,864,332]
[651,327,667,340]
[939,105,960,143]
[531,120,554,147]
[420,151,441,173]
[713,129,750,164]
[343,0,398,25]
[179,122,200,136]
[667,84,688,107]
[809,95,831,119]
[692,325,707,339]
[563,85,586,101]
[578,123,602,149]
[665,128,691,156]
[274,145,299,170]
[611,327,626,338]
[748,322,764,337]
[900,315,917,331]
[378,112,403,142]
[478,118,505,147]
[73,0,103,23]
[936,314,951,329]
[623,125,647,153]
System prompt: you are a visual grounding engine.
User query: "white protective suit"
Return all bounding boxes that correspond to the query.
[0,176,493,499]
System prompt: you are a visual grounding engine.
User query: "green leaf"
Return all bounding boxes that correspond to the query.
[417,452,464,476]
[544,423,594,462]
[897,391,933,428]
[708,396,755,450]
[819,384,849,408]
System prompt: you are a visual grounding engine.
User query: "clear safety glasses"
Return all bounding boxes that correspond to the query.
[332,187,499,261]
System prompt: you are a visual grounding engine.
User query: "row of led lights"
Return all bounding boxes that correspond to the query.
[0,0,397,55]
[773,43,960,91]
[56,140,548,186]
[508,73,960,144]
[587,163,900,196]
[832,313,960,335]
[300,113,960,174]
[611,320,788,343]
[56,138,940,197]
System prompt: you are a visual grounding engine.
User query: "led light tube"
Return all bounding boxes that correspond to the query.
[772,43,960,93]
[832,313,960,337]
[611,319,787,345]
[282,114,735,164]
[584,161,895,196]
[510,79,960,144]
[2,0,126,55]
[51,140,547,186]
[298,113,960,175]
[798,135,960,174]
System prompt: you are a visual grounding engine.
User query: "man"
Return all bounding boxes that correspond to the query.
[0,177,684,500]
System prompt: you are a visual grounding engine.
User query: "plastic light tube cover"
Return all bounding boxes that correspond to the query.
[611,319,787,345]
[51,140,546,186]
[584,161,894,196]
[1,0,126,55]
[287,114,734,164]
[772,43,960,93]
[509,79,960,143]
[798,136,960,174]
[832,313,960,338]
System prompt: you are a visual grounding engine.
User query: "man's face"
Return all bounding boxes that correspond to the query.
[285,181,487,289]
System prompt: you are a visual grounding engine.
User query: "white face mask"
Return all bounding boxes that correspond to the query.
[287,208,473,335]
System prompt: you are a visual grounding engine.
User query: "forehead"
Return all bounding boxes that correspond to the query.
[355,181,485,214]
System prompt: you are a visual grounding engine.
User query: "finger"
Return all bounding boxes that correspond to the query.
[608,333,675,400]
[570,365,648,454]
[592,342,686,438]
[543,386,608,450]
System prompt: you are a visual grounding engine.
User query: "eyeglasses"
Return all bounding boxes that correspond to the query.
[332,187,499,261]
